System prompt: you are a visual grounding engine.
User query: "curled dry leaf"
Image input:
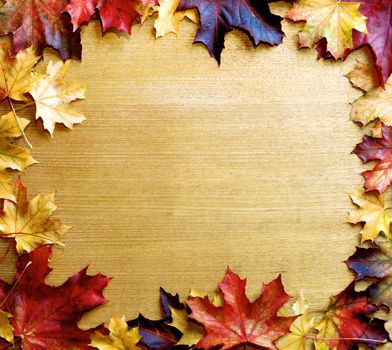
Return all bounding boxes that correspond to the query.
[29,60,86,136]
[0,0,81,60]
[286,0,367,59]
[0,246,111,349]
[348,188,390,242]
[0,177,69,254]
[188,268,296,350]
[91,317,142,350]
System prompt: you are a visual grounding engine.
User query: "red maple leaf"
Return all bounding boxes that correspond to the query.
[353,123,392,193]
[352,0,392,84]
[64,0,140,34]
[0,245,111,349]
[177,0,285,63]
[187,269,295,350]
[0,0,82,60]
[315,282,390,350]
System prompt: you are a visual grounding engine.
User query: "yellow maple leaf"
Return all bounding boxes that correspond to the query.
[0,112,30,139]
[314,342,336,350]
[348,188,390,243]
[0,171,15,202]
[0,311,13,343]
[189,288,223,306]
[169,306,204,346]
[350,75,392,135]
[287,0,367,58]
[346,60,380,93]
[0,112,36,172]
[90,316,142,350]
[0,139,37,172]
[277,292,315,350]
[0,178,68,254]
[154,0,198,38]
[0,46,39,102]
[29,60,86,136]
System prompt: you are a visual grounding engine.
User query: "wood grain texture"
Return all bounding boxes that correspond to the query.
[2,2,390,334]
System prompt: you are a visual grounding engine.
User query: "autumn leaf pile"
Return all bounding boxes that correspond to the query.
[0,0,390,349]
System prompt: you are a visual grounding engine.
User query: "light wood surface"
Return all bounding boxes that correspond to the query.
[2,3,389,333]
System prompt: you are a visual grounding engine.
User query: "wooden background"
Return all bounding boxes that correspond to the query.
[2,2,390,334]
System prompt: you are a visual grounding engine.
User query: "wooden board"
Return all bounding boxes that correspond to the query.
[2,3,388,332]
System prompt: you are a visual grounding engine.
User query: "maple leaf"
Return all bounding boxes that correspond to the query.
[129,314,182,350]
[350,72,392,136]
[0,171,15,202]
[0,245,111,349]
[153,0,198,38]
[347,188,390,242]
[315,282,389,350]
[276,292,315,350]
[177,0,285,63]
[345,60,381,93]
[128,288,184,350]
[138,0,159,23]
[64,0,140,34]
[349,71,392,138]
[352,0,392,83]
[346,234,392,307]
[0,0,82,60]
[0,139,37,172]
[169,306,204,346]
[29,60,86,136]
[91,317,142,350]
[0,46,39,102]
[353,123,392,193]
[160,287,183,320]
[0,112,29,139]
[0,311,13,343]
[346,234,392,280]
[286,0,367,59]
[0,105,35,173]
[0,177,69,254]
[187,269,296,350]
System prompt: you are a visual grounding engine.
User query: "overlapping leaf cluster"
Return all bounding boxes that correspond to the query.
[0,42,114,349]
[0,0,391,83]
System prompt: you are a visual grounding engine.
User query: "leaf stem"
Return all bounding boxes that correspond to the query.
[7,98,32,149]
[305,335,387,344]
[13,101,35,114]
[0,261,32,309]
